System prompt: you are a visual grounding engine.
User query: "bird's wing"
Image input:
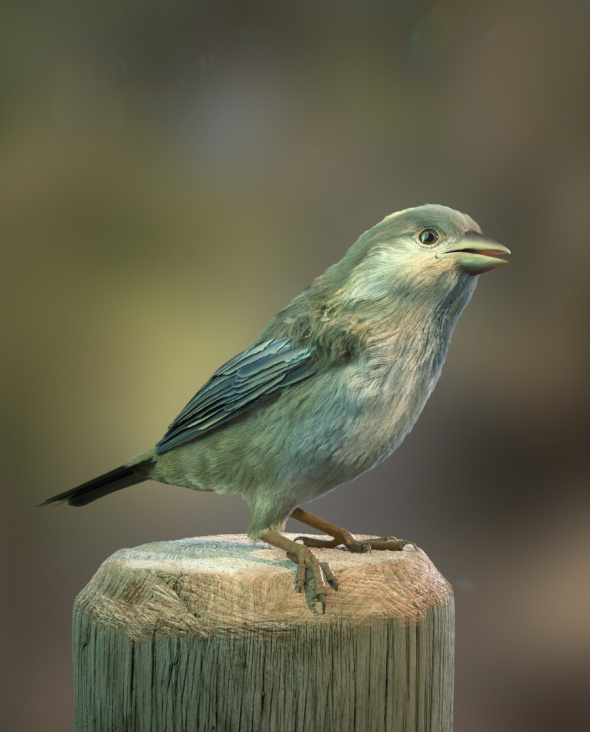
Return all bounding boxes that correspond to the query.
[155,338,316,453]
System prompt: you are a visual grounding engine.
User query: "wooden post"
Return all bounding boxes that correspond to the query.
[73,534,454,732]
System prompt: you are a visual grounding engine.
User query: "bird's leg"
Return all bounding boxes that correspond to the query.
[259,530,338,613]
[291,507,416,553]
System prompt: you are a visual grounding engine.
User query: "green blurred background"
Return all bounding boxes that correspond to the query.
[2,0,589,729]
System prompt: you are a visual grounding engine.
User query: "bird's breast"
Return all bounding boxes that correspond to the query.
[328,335,446,471]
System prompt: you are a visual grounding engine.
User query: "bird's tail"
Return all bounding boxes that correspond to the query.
[39,457,155,507]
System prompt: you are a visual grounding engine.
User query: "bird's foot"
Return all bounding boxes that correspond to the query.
[288,544,338,613]
[291,507,416,554]
[295,532,414,553]
[260,530,338,613]
[351,536,416,552]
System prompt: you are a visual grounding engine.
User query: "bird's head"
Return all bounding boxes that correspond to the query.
[336,204,510,307]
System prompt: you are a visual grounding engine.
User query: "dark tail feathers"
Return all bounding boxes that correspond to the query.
[39,458,155,507]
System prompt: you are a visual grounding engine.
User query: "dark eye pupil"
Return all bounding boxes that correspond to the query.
[419,229,438,244]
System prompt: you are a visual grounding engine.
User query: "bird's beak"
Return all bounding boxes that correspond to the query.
[437,231,511,275]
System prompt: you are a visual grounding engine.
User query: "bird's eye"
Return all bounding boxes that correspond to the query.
[419,229,439,245]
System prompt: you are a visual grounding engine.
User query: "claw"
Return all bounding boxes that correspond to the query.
[320,561,338,591]
[316,593,326,614]
[401,540,417,551]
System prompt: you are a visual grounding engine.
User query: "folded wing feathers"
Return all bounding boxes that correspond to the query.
[167,339,293,424]
[155,339,315,453]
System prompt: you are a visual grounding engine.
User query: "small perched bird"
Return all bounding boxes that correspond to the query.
[42,204,509,611]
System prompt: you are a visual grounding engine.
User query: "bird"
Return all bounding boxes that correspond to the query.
[41,204,509,612]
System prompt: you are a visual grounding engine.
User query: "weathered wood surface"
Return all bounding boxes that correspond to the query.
[73,534,454,732]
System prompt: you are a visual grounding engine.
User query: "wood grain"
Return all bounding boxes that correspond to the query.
[73,534,454,731]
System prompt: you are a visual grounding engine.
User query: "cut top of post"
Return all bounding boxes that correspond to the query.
[74,534,453,642]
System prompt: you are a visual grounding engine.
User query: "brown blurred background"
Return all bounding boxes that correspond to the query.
[2,0,589,729]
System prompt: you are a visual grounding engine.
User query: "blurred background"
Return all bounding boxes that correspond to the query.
[2,0,589,729]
